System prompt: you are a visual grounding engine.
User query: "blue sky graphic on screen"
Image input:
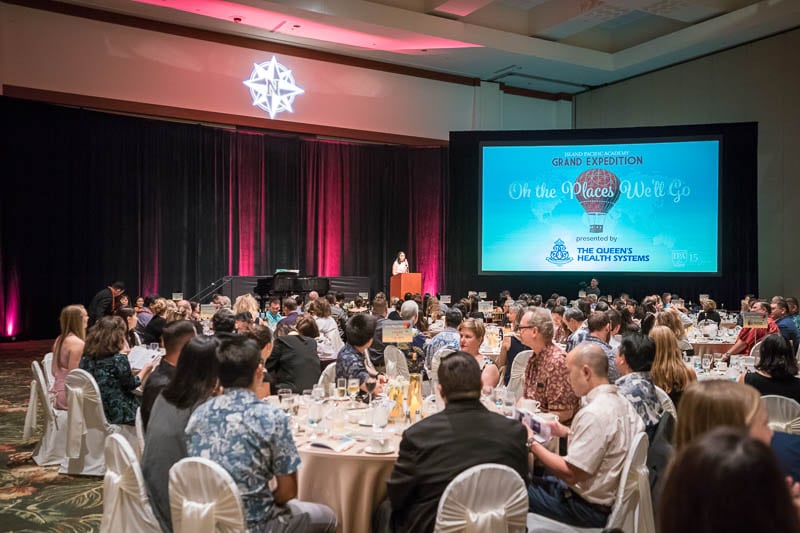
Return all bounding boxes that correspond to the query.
[480,140,720,273]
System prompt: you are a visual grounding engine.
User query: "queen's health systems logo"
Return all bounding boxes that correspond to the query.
[546,239,573,266]
[244,56,304,119]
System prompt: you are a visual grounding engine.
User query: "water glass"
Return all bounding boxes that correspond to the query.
[312,384,325,401]
[372,398,393,433]
[702,355,713,373]
[502,389,516,418]
[331,409,346,435]
[336,378,347,399]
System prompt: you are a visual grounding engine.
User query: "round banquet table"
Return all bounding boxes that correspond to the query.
[295,424,401,533]
[691,340,736,356]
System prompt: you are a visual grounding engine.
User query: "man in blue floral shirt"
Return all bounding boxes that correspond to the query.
[185,336,336,532]
[613,333,663,441]
[424,308,462,365]
[336,313,387,395]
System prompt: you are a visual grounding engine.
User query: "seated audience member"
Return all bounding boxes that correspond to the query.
[266,314,322,393]
[215,295,232,309]
[134,296,145,314]
[387,297,402,321]
[673,381,772,452]
[336,313,385,394]
[234,312,254,333]
[141,297,169,345]
[639,296,659,336]
[551,305,570,344]
[614,334,663,440]
[519,308,580,424]
[526,343,644,528]
[458,318,500,391]
[368,297,390,371]
[564,308,588,352]
[788,297,800,331]
[605,308,622,352]
[234,293,261,325]
[140,320,196,429]
[580,311,619,382]
[276,297,300,329]
[135,294,157,334]
[396,300,427,367]
[264,297,283,330]
[142,336,220,533]
[79,316,154,425]
[384,351,529,533]
[656,309,694,355]
[496,303,526,382]
[115,307,142,348]
[724,300,779,359]
[697,299,721,324]
[185,336,336,532]
[211,307,236,336]
[51,305,88,410]
[348,296,368,315]
[659,427,800,533]
[772,298,800,350]
[326,293,344,321]
[739,333,800,403]
[424,308,463,368]
[240,323,274,398]
[308,298,344,363]
[649,325,697,407]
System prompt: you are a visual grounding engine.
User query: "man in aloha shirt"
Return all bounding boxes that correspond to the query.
[424,308,463,365]
[186,336,336,533]
[613,333,663,441]
[520,308,580,425]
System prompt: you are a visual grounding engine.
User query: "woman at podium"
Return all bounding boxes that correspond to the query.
[392,251,410,276]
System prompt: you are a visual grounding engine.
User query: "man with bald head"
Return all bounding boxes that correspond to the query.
[525,343,644,527]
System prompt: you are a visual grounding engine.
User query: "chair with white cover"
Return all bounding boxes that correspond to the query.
[24,361,68,466]
[507,350,533,401]
[527,432,655,533]
[434,463,528,533]
[100,433,160,533]
[384,345,411,380]
[134,407,145,460]
[653,385,677,421]
[762,395,800,434]
[169,457,246,533]
[750,340,763,361]
[318,362,337,389]
[59,368,137,476]
[42,352,55,389]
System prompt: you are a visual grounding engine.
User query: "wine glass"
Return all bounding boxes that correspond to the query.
[702,354,713,374]
[365,378,377,404]
[347,378,360,406]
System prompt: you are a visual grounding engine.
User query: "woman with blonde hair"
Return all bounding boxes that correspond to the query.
[697,298,721,324]
[656,309,694,355]
[51,305,89,410]
[234,293,261,324]
[674,380,772,452]
[142,297,168,345]
[458,318,499,392]
[649,325,696,407]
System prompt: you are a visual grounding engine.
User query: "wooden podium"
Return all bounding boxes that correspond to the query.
[390,273,422,300]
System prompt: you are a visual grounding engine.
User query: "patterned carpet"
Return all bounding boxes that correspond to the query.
[0,340,103,532]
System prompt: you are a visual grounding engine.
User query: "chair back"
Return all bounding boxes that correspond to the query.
[762,395,800,433]
[135,407,145,460]
[42,352,55,389]
[507,350,533,401]
[653,385,677,421]
[434,463,528,533]
[750,340,763,360]
[318,362,337,389]
[606,432,655,533]
[384,345,411,380]
[100,434,160,533]
[27,361,69,466]
[169,457,246,533]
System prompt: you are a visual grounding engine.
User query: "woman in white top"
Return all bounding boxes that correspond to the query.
[308,298,344,361]
[392,251,410,276]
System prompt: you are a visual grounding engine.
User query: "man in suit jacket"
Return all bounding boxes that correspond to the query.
[87,281,125,325]
[384,351,529,533]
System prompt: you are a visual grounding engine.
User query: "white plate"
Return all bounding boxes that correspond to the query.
[364,446,394,455]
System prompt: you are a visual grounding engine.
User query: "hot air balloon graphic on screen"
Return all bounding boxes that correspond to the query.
[575,169,620,233]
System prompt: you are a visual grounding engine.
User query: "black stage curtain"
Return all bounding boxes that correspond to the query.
[446,124,759,307]
[0,97,446,339]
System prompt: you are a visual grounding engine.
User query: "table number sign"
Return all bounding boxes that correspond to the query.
[742,312,768,328]
[382,320,414,343]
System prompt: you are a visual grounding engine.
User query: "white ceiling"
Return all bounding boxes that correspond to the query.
[57,0,800,95]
